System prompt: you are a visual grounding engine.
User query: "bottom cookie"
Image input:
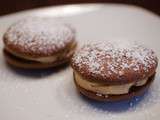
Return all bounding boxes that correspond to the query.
[74,74,155,101]
[3,49,71,69]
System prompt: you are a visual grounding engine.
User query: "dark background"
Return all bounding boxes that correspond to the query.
[0,0,160,16]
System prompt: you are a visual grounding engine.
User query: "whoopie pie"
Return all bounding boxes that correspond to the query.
[3,17,77,69]
[71,42,158,101]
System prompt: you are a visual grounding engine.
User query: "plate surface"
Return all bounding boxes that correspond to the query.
[0,4,160,120]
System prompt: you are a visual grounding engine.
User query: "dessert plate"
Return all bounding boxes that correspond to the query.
[0,3,160,120]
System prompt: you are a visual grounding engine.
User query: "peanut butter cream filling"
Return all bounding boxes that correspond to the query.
[74,72,148,95]
[5,41,76,63]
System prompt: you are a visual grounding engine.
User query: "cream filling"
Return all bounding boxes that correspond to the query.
[5,45,76,63]
[74,72,148,95]
[24,49,75,63]
[31,49,75,63]
[7,48,60,63]
[28,56,58,63]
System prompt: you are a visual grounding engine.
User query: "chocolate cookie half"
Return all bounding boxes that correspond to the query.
[3,17,77,69]
[71,42,158,101]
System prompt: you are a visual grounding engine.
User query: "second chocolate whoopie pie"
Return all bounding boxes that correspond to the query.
[3,17,77,69]
[71,42,158,101]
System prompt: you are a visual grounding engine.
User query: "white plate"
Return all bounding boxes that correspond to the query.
[0,4,160,120]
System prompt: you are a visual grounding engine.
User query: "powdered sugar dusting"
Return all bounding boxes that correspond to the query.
[4,17,75,56]
[72,42,158,79]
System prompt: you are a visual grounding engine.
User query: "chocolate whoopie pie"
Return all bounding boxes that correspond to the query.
[71,42,158,101]
[3,17,77,69]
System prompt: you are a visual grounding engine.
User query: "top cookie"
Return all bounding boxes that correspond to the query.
[3,17,76,58]
[71,42,158,84]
